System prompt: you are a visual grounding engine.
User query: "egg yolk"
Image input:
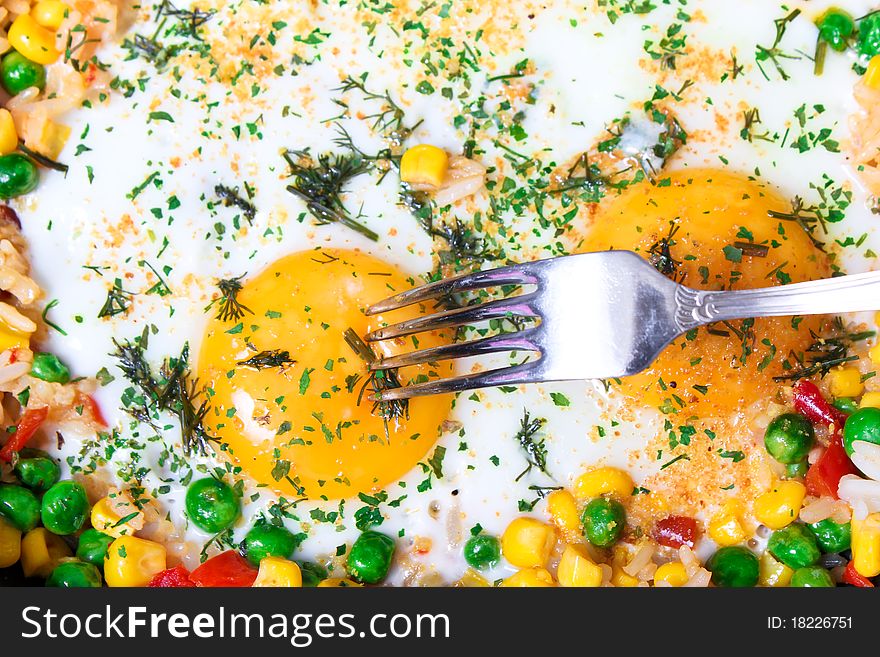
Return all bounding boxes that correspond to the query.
[197,249,453,500]
[583,168,831,414]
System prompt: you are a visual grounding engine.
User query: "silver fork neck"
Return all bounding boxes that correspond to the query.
[674,270,880,330]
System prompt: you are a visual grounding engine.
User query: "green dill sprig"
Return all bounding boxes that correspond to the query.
[122,33,179,69]
[214,184,256,225]
[236,350,296,371]
[121,0,214,70]
[335,75,421,145]
[98,279,134,318]
[552,152,609,202]
[208,275,253,323]
[433,218,498,268]
[755,9,802,81]
[768,196,826,249]
[157,0,215,38]
[17,141,68,174]
[774,319,875,381]
[111,330,217,457]
[648,221,683,281]
[740,108,773,143]
[282,149,378,241]
[342,328,409,436]
[514,409,549,482]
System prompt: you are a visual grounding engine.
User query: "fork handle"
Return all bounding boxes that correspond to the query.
[676,270,880,329]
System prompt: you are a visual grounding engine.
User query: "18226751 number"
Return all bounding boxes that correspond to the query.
[789,617,852,629]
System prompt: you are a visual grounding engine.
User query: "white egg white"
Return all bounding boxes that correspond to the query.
[13,0,880,583]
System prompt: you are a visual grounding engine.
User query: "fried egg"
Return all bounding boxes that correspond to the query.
[198,249,452,499]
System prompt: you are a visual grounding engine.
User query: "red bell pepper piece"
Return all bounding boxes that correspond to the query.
[792,380,848,429]
[804,434,859,499]
[653,515,698,548]
[190,550,258,587]
[82,394,108,428]
[0,406,49,462]
[843,561,875,588]
[148,566,196,588]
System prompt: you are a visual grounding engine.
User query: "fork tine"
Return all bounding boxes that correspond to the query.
[370,328,541,370]
[366,293,539,341]
[366,263,539,315]
[373,360,542,401]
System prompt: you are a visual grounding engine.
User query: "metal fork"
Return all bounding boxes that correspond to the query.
[364,250,880,400]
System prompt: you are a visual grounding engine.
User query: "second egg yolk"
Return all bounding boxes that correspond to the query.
[583,168,832,415]
[197,249,453,500]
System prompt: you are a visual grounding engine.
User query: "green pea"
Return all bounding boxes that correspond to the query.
[30,352,71,384]
[807,518,851,553]
[817,8,855,51]
[463,534,501,570]
[41,480,88,535]
[581,497,625,548]
[13,449,60,491]
[76,528,115,566]
[0,154,39,199]
[184,477,239,533]
[764,413,814,464]
[790,566,835,588]
[843,407,880,456]
[859,11,880,59]
[832,397,859,414]
[347,530,395,584]
[0,51,46,95]
[46,561,102,588]
[243,521,300,566]
[0,484,40,531]
[784,461,809,479]
[298,561,328,587]
[768,524,821,569]
[706,546,759,587]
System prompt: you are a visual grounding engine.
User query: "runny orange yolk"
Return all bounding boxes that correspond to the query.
[583,168,831,414]
[197,249,452,500]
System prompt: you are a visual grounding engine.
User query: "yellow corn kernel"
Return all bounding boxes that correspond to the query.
[501,517,556,569]
[20,527,72,578]
[90,496,135,538]
[573,466,634,500]
[546,490,581,541]
[501,567,555,587]
[104,536,166,587]
[653,562,688,587]
[610,545,638,587]
[752,481,806,530]
[851,513,880,578]
[8,14,60,65]
[708,501,747,546]
[610,565,638,587]
[31,0,69,30]
[759,551,793,587]
[399,144,449,187]
[829,366,864,398]
[0,322,28,352]
[317,577,362,587]
[869,342,880,369]
[866,55,880,90]
[0,516,21,568]
[454,568,490,587]
[0,109,18,156]
[861,391,880,409]
[557,544,603,587]
[252,557,302,587]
